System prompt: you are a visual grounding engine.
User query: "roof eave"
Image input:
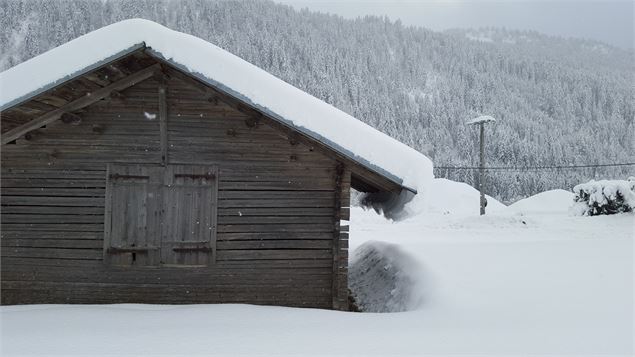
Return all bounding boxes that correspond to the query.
[0,42,147,112]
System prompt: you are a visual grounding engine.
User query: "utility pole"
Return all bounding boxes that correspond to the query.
[478,122,485,215]
[467,115,496,215]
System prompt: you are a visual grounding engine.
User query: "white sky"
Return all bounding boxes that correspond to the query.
[275,0,634,49]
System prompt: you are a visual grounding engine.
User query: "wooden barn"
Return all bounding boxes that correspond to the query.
[0,20,426,310]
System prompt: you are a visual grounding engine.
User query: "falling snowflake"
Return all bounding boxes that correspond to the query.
[144,111,157,120]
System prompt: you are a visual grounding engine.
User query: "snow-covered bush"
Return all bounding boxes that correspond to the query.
[348,241,425,312]
[571,178,635,216]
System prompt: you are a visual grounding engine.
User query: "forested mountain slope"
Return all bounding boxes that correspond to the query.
[1,0,632,202]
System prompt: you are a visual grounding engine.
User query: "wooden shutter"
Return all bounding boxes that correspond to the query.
[104,164,163,266]
[162,164,218,267]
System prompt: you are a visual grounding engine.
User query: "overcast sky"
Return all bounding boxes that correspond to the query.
[275,0,634,49]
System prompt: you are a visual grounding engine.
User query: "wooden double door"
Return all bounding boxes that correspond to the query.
[104,164,218,267]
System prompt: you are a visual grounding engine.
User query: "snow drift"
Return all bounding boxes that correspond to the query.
[360,178,507,220]
[422,178,506,215]
[509,189,574,215]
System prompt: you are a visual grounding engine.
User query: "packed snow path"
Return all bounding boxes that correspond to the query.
[2,210,632,355]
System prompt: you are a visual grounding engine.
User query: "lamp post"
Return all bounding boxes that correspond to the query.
[467,115,496,215]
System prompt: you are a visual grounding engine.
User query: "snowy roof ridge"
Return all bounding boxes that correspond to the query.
[0,19,433,194]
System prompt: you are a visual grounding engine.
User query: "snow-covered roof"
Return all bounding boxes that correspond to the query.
[466,115,496,125]
[0,19,433,194]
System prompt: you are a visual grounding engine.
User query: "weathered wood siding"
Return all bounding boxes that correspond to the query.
[1,71,351,309]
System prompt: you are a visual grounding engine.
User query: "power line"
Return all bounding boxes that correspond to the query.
[434,162,635,171]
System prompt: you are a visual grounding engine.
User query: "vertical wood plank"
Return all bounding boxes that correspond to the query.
[144,166,163,266]
[331,162,346,310]
[104,164,162,267]
[161,164,174,265]
[210,166,219,264]
[158,82,168,166]
[161,164,217,266]
[330,162,351,310]
[103,164,114,264]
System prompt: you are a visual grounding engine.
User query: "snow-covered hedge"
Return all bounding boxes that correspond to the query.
[348,241,424,312]
[571,178,635,216]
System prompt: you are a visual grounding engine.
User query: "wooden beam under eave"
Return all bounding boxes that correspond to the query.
[1,63,161,145]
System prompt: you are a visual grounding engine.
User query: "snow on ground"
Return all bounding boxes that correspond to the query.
[1,182,633,356]
[423,178,506,215]
[508,188,574,215]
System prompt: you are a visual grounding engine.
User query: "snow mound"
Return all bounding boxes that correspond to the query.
[348,241,425,312]
[362,178,507,219]
[421,178,506,216]
[509,189,574,215]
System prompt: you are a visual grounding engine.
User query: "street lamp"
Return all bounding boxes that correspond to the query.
[467,115,496,215]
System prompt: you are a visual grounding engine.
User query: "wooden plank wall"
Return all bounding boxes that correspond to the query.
[1,70,350,309]
[332,164,351,310]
